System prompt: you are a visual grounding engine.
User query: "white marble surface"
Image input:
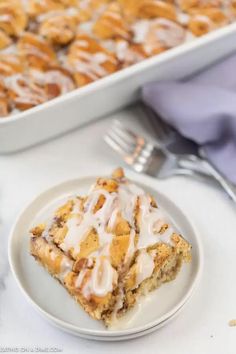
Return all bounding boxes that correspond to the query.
[0,104,236,354]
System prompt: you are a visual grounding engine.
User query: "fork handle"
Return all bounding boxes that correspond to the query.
[177,155,236,203]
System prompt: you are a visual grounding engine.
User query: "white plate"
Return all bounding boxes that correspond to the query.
[8,176,203,340]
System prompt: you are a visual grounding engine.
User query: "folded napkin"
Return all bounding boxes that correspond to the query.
[142,54,236,185]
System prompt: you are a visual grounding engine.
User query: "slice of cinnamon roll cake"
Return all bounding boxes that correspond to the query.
[30,168,191,326]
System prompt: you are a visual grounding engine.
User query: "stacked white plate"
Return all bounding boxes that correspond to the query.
[8,176,203,341]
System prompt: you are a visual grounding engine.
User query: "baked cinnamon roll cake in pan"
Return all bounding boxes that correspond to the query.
[0,0,235,118]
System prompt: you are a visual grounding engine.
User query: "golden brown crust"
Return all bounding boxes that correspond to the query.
[67,34,119,87]
[18,32,58,71]
[5,66,75,110]
[0,0,28,37]
[27,0,68,18]
[0,95,9,117]
[39,13,78,45]
[30,236,65,275]
[0,54,23,76]
[93,3,132,40]
[0,29,11,50]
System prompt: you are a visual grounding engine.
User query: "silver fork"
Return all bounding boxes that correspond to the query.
[104,120,236,202]
[141,103,201,156]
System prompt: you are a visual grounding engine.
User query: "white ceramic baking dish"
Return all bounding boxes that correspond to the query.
[1,23,236,153]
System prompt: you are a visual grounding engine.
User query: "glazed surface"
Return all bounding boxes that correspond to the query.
[30,168,191,326]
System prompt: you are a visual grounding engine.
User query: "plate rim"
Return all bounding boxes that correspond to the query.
[8,175,204,338]
[43,297,189,341]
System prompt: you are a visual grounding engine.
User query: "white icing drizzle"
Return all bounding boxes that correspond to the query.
[0,44,17,55]
[118,183,144,227]
[90,191,117,225]
[73,50,109,80]
[75,256,118,299]
[61,190,116,256]
[41,217,55,242]
[59,256,73,281]
[107,206,119,230]
[0,14,12,22]
[2,0,232,120]
[3,67,73,106]
[79,0,90,10]
[21,43,53,62]
[71,197,82,214]
[133,18,186,53]
[51,177,179,299]
[74,39,89,48]
[37,7,78,22]
[94,52,111,64]
[115,40,128,61]
[132,20,150,43]
[124,228,136,264]
[60,216,85,253]
[110,287,124,323]
[138,195,162,248]
[177,12,190,26]
[135,249,155,288]
[137,194,174,249]
[90,257,117,297]
[30,69,75,94]
[151,18,186,48]
[115,40,145,65]
[5,74,46,103]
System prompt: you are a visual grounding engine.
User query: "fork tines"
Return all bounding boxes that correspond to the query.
[104,120,154,168]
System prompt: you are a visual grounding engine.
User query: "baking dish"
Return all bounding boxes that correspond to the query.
[1,23,236,153]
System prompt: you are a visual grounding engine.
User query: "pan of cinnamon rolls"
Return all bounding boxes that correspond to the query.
[0,0,235,118]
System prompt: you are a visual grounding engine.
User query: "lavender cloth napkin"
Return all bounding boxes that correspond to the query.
[142,54,236,184]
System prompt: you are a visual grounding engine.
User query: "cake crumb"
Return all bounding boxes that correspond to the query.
[228,319,236,327]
